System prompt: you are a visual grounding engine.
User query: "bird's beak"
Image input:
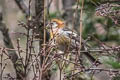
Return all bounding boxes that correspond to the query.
[46,23,51,29]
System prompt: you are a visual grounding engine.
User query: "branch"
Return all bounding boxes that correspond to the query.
[14,0,29,17]
[0,12,25,79]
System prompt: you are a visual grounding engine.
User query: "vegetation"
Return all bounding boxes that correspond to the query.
[0,0,120,80]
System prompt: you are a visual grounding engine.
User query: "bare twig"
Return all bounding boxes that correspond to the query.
[14,0,29,17]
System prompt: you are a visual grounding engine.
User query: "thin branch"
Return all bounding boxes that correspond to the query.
[14,0,29,17]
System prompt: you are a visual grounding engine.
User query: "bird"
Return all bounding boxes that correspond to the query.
[46,19,101,64]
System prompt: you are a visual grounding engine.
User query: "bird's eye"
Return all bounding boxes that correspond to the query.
[50,22,54,25]
[49,21,58,28]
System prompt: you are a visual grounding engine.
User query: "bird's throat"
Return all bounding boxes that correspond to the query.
[50,28,60,39]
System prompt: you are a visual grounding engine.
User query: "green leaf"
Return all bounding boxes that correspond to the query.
[106,60,120,69]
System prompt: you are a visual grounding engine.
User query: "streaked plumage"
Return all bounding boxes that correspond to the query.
[47,19,101,64]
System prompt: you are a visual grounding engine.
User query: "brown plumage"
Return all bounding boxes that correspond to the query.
[47,19,101,64]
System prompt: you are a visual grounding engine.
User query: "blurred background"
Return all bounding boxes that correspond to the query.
[0,0,120,80]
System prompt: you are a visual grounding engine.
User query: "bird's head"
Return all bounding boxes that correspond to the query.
[46,19,65,30]
[46,19,65,38]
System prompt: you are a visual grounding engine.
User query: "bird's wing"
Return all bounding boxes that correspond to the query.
[61,28,101,64]
[61,28,80,46]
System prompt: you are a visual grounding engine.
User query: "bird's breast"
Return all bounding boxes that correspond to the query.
[56,35,70,45]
